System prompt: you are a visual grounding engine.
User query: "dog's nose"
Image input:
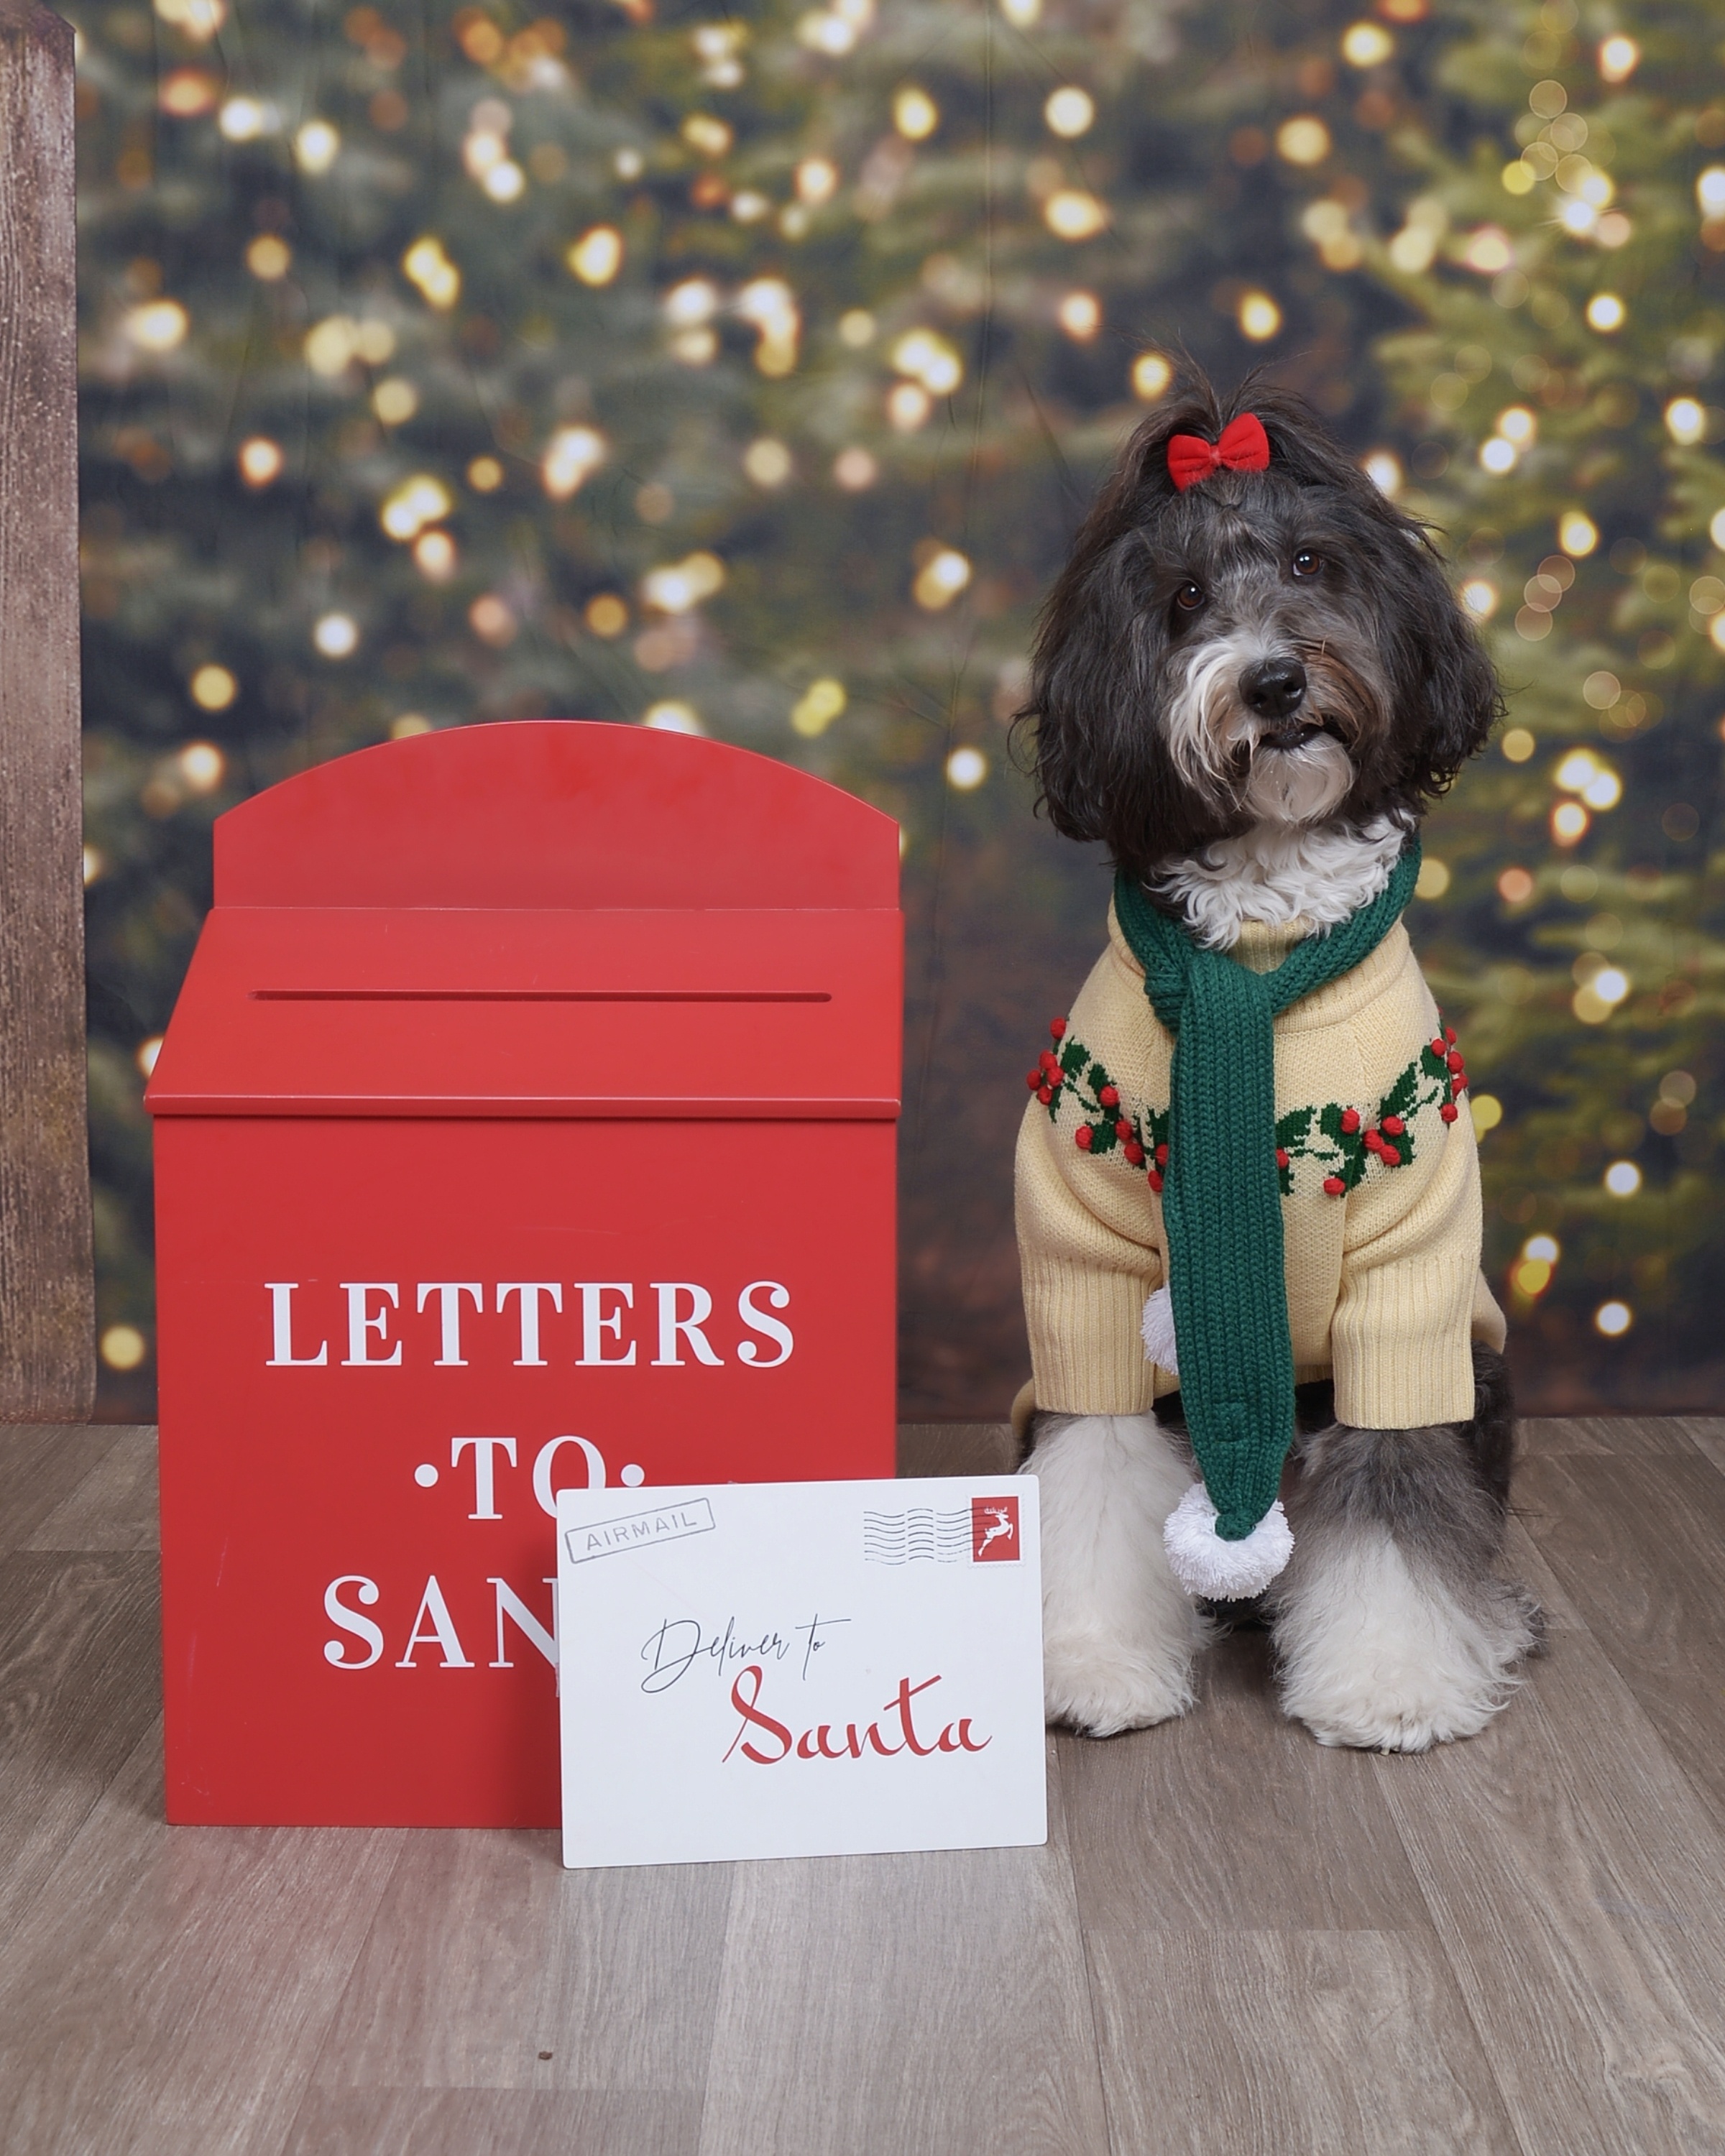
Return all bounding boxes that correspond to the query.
[1241,656,1308,720]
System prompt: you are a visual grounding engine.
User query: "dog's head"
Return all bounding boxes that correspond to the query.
[1021,371,1501,884]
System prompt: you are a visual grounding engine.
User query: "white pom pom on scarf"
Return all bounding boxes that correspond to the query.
[1140,1286,1179,1376]
[1162,1481,1294,1600]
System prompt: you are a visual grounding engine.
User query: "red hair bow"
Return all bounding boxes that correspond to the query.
[1166,412,1271,492]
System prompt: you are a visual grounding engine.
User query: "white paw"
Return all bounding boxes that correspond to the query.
[1044,1634,1197,1738]
[1274,1526,1535,1754]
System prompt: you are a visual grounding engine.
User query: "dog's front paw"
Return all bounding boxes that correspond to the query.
[1274,1531,1537,1753]
[1044,1634,1197,1738]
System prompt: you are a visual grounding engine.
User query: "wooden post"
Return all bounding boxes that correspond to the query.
[0,0,93,1421]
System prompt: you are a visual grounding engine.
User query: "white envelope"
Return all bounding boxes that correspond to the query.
[556,1475,1046,1869]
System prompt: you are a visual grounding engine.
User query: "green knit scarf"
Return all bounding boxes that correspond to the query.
[1112,835,1422,1542]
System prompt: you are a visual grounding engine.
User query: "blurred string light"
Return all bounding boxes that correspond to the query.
[1132,351,1172,401]
[1301,198,1362,270]
[681,113,733,157]
[1585,292,1624,331]
[642,700,704,733]
[891,328,963,395]
[1462,225,1513,273]
[744,438,794,487]
[1275,116,1330,165]
[1498,866,1535,901]
[294,120,340,173]
[641,552,726,613]
[101,1325,149,1371]
[1057,291,1101,341]
[566,226,622,285]
[913,543,972,611]
[838,309,875,347]
[124,300,188,352]
[373,378,418,425]
[189,665,236,711]
[380,474,452,540]
[1604,1160,1642,1197]
[1415,855,1450,898]
[1512,1233,1558,1298]
[413,531,457,581]
[1044,190,1108,240]
[238,437,282,487]
[468,456,504,492]
[390,715,433,738]
[796,159,838,205]
[585,594,628,637]
[540,425,606,499]
[1595,1300,1632,1337]
[1501,727,1535,762]
[82,847,104,886]
[178,741,224,791]
[1387,198,1447,273]
[1560,509,1599,554]
[1044,87,1095,138]
[469,594,517,645]
[218,96,277,140]
[946,746,988,790]
[1598,35,1639,81]
[245,235,291,280]
[402,237,460,309]
[305,315,395,376]
[1557,746,1622,808]
[833,447,878,489]
[735,277,800,374]
[313,614,359,659]
[893,88,938,140]
[152,0,224,37]
[1340,21,1394,65]
[1470,1092,1502,1138]
[1573,951,1630,1023]
[791,678,846,737]
[1667,397,1707,445]
[1237,290,1282,341]
[1461,576,1499,619]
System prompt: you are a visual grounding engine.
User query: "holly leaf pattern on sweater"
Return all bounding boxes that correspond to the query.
[1029,1017,1471,1199]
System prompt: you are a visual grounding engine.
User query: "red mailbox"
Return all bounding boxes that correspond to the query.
[147,721,901,1827]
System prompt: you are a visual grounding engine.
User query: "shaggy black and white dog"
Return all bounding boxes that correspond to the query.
[1016,373,1540,1752]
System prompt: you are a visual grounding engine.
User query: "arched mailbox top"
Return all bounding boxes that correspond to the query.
[214,720,900,910]
[152,718,902,1120]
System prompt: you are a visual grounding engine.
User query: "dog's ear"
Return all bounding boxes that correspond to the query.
[1019,511,1213,880]
[1384,530,1504,797]
[1016,366,1230,877]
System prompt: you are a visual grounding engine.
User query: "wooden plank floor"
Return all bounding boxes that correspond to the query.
[1,1417,1724,2154]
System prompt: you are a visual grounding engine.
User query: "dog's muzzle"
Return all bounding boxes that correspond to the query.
[1241,655,1314,751]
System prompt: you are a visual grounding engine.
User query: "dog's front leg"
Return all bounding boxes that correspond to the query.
[1026,1409,1211,1737]
[1270,1347,1540,1751]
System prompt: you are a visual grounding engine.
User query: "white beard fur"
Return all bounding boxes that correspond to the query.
[1027,1412,1211,1737]
[1156,812,1407,952]
[1271,1522,1536,1752]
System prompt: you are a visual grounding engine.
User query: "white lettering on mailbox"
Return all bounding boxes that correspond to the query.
[266,1280,796,1370]
[576,1283,637,1367]
[267,1284,328,1367]
[652,1283,724,1368]
[323,1575,384,1667]
[497,1282,561,1367]
[417,1282,481,1366]
[395,1575,474,1668]
[737,1280,795,1368]
[343,1283,403,1367]
[452,1435,517,1520]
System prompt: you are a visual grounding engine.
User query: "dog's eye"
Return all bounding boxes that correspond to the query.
[1292,550,1323,579]
[1174,581,1205,612]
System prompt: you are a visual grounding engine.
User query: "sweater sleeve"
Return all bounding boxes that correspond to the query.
[1329,1092,1484,1429]
[1015,1097,1164,1416]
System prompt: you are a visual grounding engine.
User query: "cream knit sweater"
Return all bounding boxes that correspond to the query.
[1016,903,1505,1429]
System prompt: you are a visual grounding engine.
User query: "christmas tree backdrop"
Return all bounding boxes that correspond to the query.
[70,0,1725,1416]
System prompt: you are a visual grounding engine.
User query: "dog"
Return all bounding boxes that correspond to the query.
[1012,372,1540,1753]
